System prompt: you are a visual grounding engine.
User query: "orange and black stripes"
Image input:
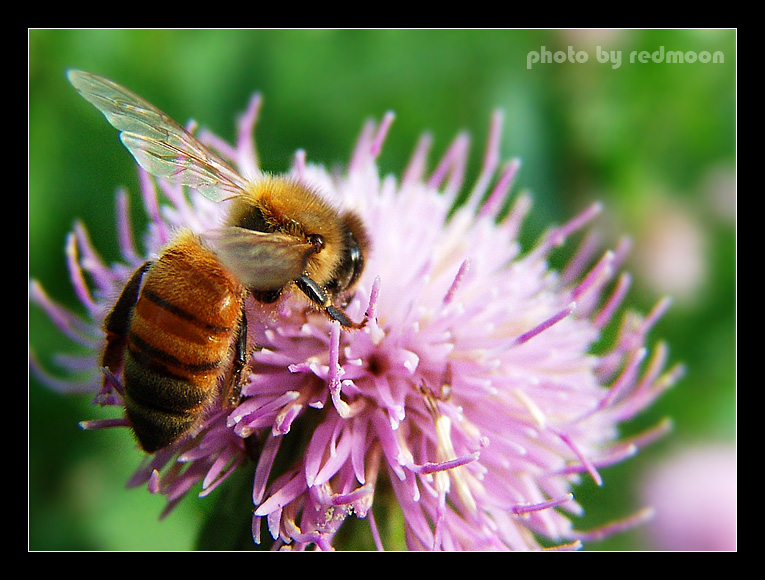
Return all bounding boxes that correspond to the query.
[141,287,233,334]
[100,232,248,452]
[127,286,235,385]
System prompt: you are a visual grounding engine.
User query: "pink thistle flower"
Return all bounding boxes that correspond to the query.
[30,78,683,551]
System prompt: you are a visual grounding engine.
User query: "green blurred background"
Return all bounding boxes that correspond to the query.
[29,29,736,551]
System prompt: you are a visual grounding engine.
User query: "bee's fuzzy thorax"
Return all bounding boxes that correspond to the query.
[232,176,350,287]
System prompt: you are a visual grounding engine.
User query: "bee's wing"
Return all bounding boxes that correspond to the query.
[206,227,317,291]
[68,70,250,202]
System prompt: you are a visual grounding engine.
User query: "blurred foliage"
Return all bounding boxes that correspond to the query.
[29,29,735,551]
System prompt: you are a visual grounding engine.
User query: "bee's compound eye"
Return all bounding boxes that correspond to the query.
[341,234,364,291]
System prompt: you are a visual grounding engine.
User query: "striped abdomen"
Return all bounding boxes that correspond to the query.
[120,235,244,452]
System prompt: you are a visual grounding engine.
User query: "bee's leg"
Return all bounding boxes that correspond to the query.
[295,274,365,329]
[226,309,249,406]
[226,309,263,462]
[101,261,152,386]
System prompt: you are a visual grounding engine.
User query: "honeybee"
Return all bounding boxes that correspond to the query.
[68,70,369,452]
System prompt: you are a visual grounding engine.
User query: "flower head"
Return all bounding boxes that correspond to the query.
[30,87,682,550]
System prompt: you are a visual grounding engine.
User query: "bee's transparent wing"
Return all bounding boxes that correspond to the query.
[68,70,251,202]
[205,227,317,291]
